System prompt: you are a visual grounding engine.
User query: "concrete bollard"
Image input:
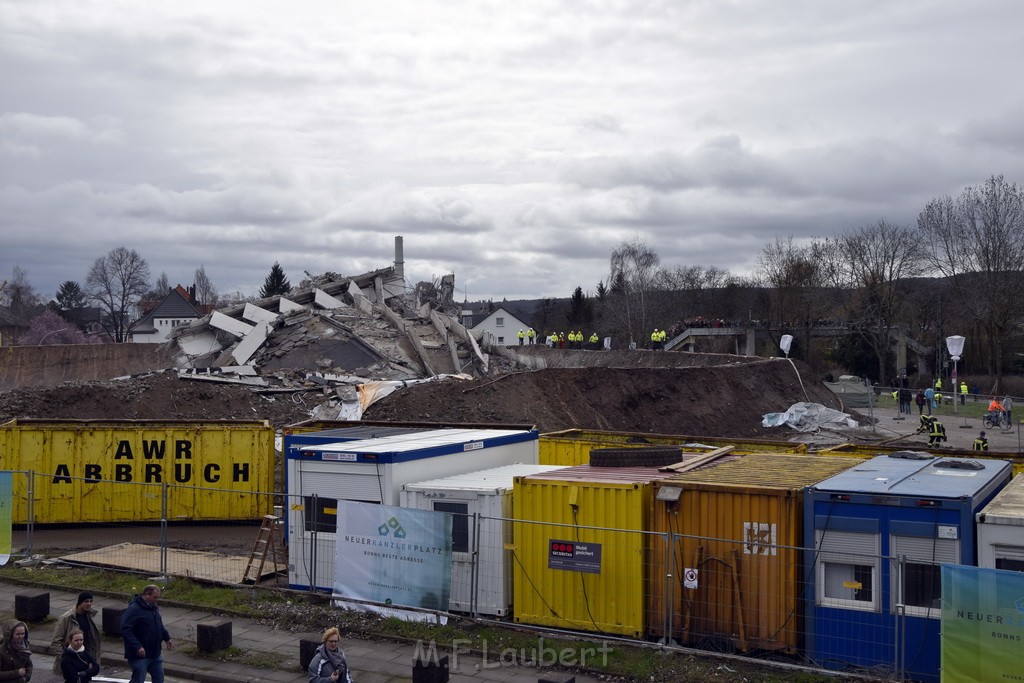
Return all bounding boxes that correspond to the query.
[196,618,232,653]
[299,638,320,672]
[412,653,449,682]
[14,591,49,622]
[102,606,125,637]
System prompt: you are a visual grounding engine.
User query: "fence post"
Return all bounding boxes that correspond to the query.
[664,531,675,645]
[160,482,169,578]
[895,555,905,681]
[470,513,480,617]
[25,471,35,556]
[310,493,318,592]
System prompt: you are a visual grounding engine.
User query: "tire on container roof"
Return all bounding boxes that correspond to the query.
[589,446,683,468]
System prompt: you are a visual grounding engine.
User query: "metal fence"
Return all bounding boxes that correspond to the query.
[9,483,949,681]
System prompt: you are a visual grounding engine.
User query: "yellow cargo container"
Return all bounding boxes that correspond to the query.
[648,454,864,652]
[512,459,708,637]
[539,429,808,467]
[0,419,275,523]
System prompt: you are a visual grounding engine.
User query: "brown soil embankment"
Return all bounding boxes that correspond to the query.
[0,344,175,391]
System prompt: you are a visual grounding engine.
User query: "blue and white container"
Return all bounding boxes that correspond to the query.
[286,427,538,591]
[804,452,1011,682]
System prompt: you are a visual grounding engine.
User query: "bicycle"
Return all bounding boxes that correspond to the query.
[983,411,1011,432]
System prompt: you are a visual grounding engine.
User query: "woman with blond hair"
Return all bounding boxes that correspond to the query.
[307,627,352,683]
[59,629,98,683]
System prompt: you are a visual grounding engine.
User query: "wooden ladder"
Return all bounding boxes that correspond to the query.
[242,515,281,584]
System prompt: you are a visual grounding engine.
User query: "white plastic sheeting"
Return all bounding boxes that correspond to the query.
[762,402,858,433]
[352,374,474,420]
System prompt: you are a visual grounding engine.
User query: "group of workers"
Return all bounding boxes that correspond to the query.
[516,328,537,345]
[913,414,992,450]
[915,414,949,447]
[540,330,601,349]
[909,375,1014,450]
[650,328,668,350]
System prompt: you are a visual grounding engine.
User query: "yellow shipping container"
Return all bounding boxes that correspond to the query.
[0,419,275,523]
[512,460,705,637]
[539,429,808,467]
[648,454,864,652]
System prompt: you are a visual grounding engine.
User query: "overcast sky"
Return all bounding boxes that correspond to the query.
[3,1,1024,304]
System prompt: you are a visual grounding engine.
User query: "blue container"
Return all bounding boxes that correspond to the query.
[804,452,1011,682]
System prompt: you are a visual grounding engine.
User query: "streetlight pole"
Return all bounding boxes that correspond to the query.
[36,327,70,346]
[946,335,967,428]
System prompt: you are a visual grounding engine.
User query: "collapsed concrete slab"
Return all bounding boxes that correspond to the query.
[161,251,488,406]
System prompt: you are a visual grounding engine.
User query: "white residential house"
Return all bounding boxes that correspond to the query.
[128,285,202,344]
[467,306,531,346]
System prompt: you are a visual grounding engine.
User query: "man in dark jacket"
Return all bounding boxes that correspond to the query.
[120,585,173,683]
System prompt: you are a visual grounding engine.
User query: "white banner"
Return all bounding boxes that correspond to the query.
[334,501,452,612]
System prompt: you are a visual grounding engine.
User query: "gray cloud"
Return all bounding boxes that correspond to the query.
[3,1,1024,303]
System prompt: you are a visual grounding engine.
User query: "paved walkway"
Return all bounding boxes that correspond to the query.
[0,581,600,683]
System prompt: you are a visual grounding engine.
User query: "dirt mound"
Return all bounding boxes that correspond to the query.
[0,371,316,429]
[0,356,849,441]
[364,358,840,438]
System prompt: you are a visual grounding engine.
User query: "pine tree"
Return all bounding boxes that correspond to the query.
[259,262,291,298]
[54,280,88,312]
[565,286,593,325]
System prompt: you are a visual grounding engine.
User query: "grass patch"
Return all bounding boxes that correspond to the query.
[0,564,841,682]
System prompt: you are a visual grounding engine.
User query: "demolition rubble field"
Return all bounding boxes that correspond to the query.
[0,357,854,440]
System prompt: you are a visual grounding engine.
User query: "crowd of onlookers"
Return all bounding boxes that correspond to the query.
[664,317,844,339]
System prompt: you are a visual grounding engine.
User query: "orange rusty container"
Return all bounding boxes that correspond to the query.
[648,453,864,652]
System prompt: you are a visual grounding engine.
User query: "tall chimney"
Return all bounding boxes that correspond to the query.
[394,235,405,279]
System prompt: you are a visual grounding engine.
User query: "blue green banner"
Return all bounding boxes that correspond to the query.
[0,472,11,565]
[334,501,452,613]
[941,564,1024,681]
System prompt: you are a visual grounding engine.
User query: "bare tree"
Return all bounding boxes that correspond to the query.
[86,246,151,343]
[822,220,923,382]
[917,175,1024,383]
[194,265,218,308]
[756,236,830,363]
[607,237,660,347]
[658,264,735,322]
[154,272,170,296]
[2,266,45,323]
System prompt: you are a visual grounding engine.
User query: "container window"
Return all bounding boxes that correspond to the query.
[433,501,469,553]
[890,534,959,618]
[496,317,504,327]
[815,529,880,612]
[304,495,338,533]
[996,557,1024,572]
[994,545,1024,572]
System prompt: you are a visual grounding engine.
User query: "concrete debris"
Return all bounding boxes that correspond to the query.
[158,267,496,421]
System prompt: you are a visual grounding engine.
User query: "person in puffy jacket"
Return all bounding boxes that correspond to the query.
[308,627,353,683]
[0,619,33,682]
[120,585,172,683]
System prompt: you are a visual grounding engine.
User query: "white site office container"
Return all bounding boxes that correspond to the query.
[977,473,1024,571]
[286,428,539,591]
[401,463,565,616]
